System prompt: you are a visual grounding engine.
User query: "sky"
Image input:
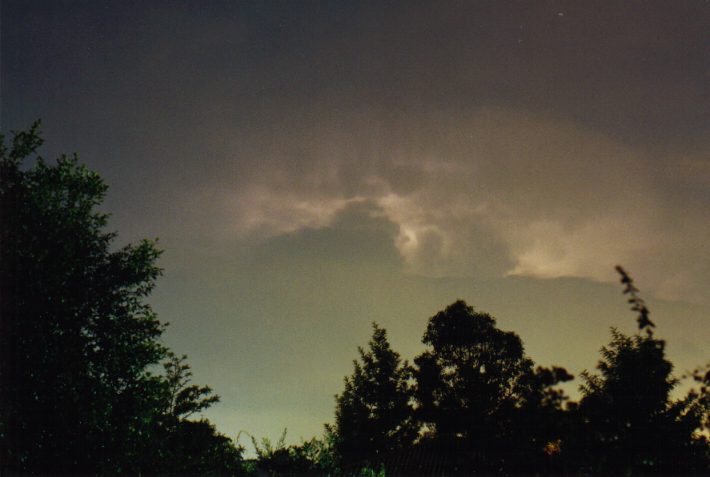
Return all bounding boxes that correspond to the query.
[2,0,709,450]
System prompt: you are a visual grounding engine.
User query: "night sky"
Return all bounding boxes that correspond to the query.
[3,1,709,450]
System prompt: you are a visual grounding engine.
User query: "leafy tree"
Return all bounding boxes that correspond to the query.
[413,301,531,444]
[0,123,246,475]
[147,352,244,475]
[334,323,416,470]
[413,300,572,473]
[567,267,710,474]
[0,122,169,473]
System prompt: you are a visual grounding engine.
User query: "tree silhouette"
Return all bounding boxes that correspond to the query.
[163,351,220,420]
[250,428,293,476]
[143,352,244,475]
[0,122,171,473]
[615,265,655,333]
[0,123,251,475]
[247,428,338,476]
[566,267,709,475]
[508,364,574,474]
[155,419,244,476]
[334,323,416,470]
[413,300,572,473]
[682,360,710,473]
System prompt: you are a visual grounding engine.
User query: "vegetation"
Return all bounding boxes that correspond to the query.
[334,324,416,470]
[247,428,339,476]
[1,124,709,475]
[412,301,572,474]
[0,123,243,475]
[563,267,710,475]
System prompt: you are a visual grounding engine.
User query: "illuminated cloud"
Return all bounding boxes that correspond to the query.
[13,1,701,304]
[188,107,708,304]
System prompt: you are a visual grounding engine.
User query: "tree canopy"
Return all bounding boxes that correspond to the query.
[334,323,416,470]
[0,123,243,475]
[564,268,710,475]
[414,300,534,445]
[412,300,572,473]
[1,122,168,473]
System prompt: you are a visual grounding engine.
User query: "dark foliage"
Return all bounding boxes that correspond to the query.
[0,122,168,473]
[163,351,221,420]
[412,300,572,474]
[616,265,655,333]
[329,292,708,476]
[146,352,244,475]
[0,124,243,475]
[334,323,417,471]
[249,428,338,476]
[686,360,710,435]
[152,419,244,476]
[562,268,710,475]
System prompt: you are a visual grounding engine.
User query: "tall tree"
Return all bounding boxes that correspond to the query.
[414,301,531,443]
[567,267,710,474]
[0,123,168,474]
[413,300,571,473]
[334,323,416,470]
